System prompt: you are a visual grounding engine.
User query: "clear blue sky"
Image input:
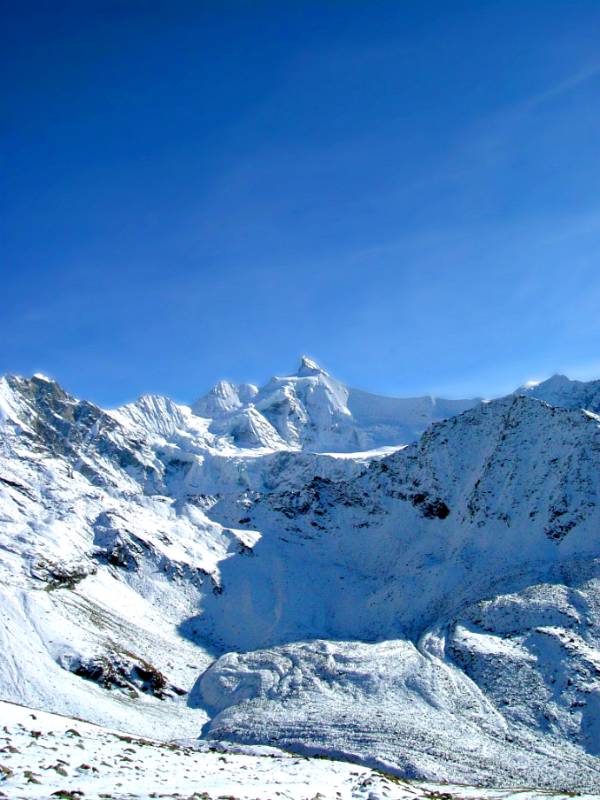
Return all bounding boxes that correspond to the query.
[3,1,600,406]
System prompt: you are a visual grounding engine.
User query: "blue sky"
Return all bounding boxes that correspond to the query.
[3,1,600,406]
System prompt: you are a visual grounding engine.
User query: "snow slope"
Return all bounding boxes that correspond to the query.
[3,365,600,790]
[3,700,591,800]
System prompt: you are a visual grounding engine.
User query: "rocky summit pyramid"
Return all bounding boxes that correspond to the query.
[2,363,600,790]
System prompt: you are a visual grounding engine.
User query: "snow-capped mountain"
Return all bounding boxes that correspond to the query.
[192,356,481,451]
[516,372,600,414]
[3,361,600,791]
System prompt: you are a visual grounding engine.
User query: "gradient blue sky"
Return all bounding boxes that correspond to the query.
[3,1,600,406]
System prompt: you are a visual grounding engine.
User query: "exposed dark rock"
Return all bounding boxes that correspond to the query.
[64,651,181,700]
[411,492,450,519]
[31,558,96,591]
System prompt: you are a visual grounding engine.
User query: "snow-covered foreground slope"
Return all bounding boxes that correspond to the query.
[1,700,597,800]
[3,365,600,791]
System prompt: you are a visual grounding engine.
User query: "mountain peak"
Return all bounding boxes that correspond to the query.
[296,356,327,377]
[192,379,243,417]
[518,373,572,394]
[545,373,571,385]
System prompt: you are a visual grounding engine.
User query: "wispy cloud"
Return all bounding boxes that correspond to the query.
[522,62,600,111]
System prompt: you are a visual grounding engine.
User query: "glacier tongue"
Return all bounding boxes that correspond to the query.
[3,364,600,789]
[201,633,600,787]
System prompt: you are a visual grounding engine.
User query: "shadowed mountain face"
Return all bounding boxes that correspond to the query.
[3,365,600,789]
